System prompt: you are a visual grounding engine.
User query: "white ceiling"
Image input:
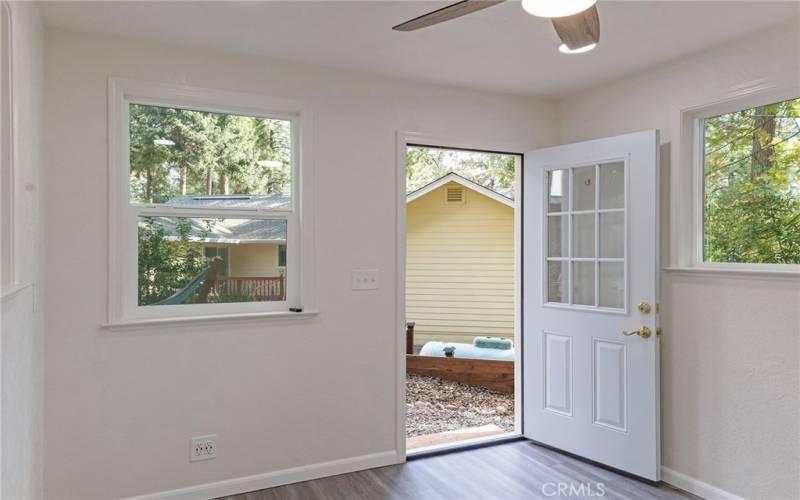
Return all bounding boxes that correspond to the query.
[40,1,799,98]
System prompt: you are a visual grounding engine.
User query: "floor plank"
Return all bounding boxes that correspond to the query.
[220,440,694,500]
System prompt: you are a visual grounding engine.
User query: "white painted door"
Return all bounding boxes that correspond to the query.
[523,130,660,480]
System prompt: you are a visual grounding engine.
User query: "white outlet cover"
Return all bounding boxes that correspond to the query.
[190,435,217,462]
[351,269,379,290]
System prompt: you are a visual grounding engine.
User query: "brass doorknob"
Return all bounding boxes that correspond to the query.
[623,326,651,338]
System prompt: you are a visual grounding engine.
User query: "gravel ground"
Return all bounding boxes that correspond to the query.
[406,374,514,437]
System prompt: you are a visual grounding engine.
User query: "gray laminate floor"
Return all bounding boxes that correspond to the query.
[221,440,694,500]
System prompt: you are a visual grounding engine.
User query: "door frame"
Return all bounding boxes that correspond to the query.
[394,131,525,460]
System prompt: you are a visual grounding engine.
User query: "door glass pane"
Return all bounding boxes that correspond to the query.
[548,215,568,257]
[572,261,595,306]
[548,169,569,212]
[599,262,624,308]
[573,214,595,258]
[547,261,566,303]
[599,161,625,209]
[599,212,624,258]
[572,166,596,211]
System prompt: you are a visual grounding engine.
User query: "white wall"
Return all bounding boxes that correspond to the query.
[41,29,557,499]
[557,22,800,500]
[1,1,44,499]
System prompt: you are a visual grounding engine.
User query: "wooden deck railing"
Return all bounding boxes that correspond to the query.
[213,275,285,301]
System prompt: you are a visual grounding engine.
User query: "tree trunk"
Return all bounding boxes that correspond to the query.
[179,166,187,195]
[146,167,154,203]
[751,106,777,181]
[206,167,213,194]
[218,172,229,195]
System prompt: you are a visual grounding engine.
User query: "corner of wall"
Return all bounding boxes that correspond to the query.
[1,1,45,499]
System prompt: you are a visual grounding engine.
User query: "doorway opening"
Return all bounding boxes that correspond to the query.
[404,143,522,452]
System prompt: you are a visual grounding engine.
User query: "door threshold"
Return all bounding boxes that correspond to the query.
[407,432,524,460]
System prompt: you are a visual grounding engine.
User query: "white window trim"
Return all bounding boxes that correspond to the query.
[672,76,800,276]
[0,1,15,296]
[106,77,317,327]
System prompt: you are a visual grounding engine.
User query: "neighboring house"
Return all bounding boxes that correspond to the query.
[406,173,514,345]
[143,194,290,300]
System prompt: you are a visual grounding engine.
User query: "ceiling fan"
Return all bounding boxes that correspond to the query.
[393,0,600,54]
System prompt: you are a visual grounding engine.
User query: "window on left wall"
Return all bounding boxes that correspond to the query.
[108,79,309,323]
[130,104,294,309]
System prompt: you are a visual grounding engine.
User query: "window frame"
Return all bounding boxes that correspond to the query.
[688,86,800,273]
[540,157,630,316]
[1,1,14,293]
[107,78,316,325]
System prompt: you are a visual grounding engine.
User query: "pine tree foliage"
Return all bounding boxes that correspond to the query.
[129,104,291,203]
[406,146,516,196]
[703,97,800,264]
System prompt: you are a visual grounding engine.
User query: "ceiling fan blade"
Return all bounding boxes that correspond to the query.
[393,0,505,31]
[551,4,600,49]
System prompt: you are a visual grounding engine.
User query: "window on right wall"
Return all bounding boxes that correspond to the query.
[702,97,800,265]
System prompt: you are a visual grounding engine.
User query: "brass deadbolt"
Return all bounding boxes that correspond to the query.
[638,302,652,314]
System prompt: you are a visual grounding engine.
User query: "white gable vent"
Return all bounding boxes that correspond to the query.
[445,186,464,204]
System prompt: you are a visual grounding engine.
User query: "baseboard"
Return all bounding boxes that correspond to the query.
[661,466,746,500]
[123,450,401,500]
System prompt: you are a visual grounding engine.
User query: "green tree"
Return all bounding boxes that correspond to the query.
[703,98,800,264]
[137,217,208,305]
[129,105,292,203]
[406,146,516,196]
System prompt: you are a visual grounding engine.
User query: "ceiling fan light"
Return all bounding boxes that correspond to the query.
[521,0,597,18]
[558,43,596,54]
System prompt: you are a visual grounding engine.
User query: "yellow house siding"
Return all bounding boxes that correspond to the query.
[204,243,282,277]
[406,182,514,345]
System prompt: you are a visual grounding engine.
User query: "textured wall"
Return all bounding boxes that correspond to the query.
[557,22,800,500]
[1,2,44,499]
[41,29,557,499]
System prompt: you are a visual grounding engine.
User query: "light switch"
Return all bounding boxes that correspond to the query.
[351,269,379,290]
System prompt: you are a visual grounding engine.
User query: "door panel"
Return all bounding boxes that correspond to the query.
[543,332,572,416]
[523,130,660,480]
[592,338,626,431]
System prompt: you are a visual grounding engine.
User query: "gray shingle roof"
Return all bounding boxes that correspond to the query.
[140,216,287,243]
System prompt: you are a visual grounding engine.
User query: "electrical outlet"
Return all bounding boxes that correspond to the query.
[351,269,379,290]
[190,435,217,462]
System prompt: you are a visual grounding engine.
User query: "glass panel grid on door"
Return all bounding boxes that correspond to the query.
[544,162,626,311]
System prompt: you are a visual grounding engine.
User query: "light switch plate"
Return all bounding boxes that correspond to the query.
[351,269,379,290]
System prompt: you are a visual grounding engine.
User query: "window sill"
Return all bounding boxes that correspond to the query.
[664,267,800,280]
[102,309,320,331]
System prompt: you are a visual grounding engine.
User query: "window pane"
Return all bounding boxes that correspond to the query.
[599,262,624,309]
[599,161,625,209]
[129,104,292,208]
[572,166,596,211]
[703,97,800,264]
[138,216,287,306]
[278,245,287,267]
[599,212,624,258]
[547,215,568,257]
[572,261,595,306]
[548,169,569,212]
[572,214,595,258]
[547,261,566,303]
